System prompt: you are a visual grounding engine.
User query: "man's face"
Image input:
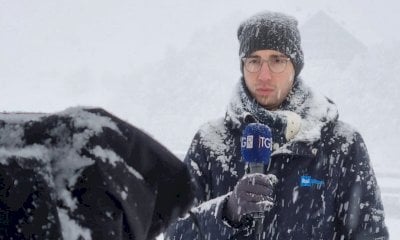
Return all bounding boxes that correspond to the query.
[243,49,295,110]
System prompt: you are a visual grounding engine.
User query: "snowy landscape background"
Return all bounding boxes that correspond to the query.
[1,0,399,238]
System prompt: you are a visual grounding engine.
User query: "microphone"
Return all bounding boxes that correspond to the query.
[241,123,272,173]
[241,123,272,238]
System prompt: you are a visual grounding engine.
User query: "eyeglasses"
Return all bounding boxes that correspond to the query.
[242,56,290,73]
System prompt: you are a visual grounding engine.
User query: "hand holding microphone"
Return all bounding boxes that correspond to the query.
[224,123,277,237]
[225,173,277,224]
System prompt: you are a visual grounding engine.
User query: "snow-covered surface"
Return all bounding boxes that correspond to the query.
[1,0,399,238]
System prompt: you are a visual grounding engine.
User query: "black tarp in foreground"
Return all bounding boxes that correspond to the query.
[0,107,194,240]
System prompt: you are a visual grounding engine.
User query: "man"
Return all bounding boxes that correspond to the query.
[165,11,389,240]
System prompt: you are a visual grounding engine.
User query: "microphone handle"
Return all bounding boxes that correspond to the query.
[248,162,265,174]
[253,212,264,240]
[248,162,265,239]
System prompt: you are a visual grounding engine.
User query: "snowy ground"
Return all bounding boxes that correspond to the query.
[375,166,400,237]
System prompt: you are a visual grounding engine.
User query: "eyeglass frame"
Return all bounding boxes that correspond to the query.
[241,56,291,73]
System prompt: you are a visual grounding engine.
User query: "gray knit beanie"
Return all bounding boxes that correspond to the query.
[237,11,304,77]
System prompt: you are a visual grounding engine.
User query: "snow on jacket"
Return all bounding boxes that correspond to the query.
[0,107,194,240]
[165,79,389,240]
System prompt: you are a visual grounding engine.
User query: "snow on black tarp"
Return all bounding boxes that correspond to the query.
[0,107,194,240]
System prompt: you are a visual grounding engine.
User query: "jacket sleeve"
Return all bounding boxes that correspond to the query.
[164,131,238,240]
[336,131,389,239]
[164,195,239,240]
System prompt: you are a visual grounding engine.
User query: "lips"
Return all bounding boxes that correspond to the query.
[256,87,274,95]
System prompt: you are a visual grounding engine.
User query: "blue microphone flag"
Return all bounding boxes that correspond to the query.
[241,123,272,164]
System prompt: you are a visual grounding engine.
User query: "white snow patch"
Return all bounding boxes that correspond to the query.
[0,145,50,164]
[191,160,202,176]
[121,190,128,201]
[58,107,122,136]
[291,89,338,142]
[58,208,92,240]
[200,119,230,155]
[292,186,299,203]
[90,145,143,180]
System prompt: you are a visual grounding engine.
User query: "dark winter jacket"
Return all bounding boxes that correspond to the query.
[0,107,194,240]
[165,79,388,240]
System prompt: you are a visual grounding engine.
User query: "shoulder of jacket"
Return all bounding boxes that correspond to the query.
[195,118,232,150]
[198,118,227,137]
[331,120,361,138]
[326,120,366,151]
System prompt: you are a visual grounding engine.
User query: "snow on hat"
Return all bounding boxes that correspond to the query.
[237,11,304,77]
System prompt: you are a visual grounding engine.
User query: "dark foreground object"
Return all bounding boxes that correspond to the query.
[0,107,194,240]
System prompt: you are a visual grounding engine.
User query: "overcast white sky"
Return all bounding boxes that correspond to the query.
[1,0,399,89]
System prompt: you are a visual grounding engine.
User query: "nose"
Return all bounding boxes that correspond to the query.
[258,61,272,82]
